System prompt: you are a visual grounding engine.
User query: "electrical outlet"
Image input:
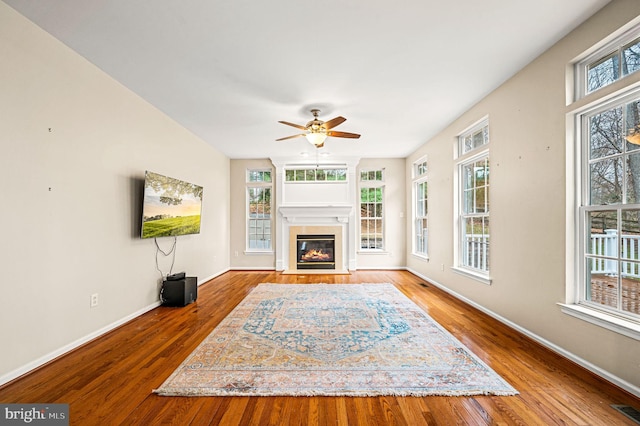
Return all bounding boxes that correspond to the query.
[90,293,99,308]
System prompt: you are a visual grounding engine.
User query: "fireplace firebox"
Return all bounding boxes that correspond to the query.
[296,234,335,270]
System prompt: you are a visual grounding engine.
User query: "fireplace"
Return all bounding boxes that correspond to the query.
[296,234,335,270]
[280,219,349,273]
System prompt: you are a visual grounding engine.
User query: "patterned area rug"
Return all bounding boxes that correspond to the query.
[154,283,517,397]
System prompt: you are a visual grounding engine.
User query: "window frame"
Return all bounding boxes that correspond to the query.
[570,89,640,328]
[453,120,491,284]
[563,25,640,340]
[246,169,273,253]
[575,26,640,100]
[412,159,429,259]
[359,169,385,251]
[284,167,348,182]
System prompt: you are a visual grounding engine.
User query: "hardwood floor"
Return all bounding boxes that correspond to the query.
[1,270,639,425]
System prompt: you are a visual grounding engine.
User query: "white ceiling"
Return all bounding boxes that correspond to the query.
[5,0,610,159]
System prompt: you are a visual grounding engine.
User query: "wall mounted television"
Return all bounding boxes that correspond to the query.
[141,171,203,239]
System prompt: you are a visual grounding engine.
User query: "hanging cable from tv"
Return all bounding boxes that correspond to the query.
[155,236,177,280]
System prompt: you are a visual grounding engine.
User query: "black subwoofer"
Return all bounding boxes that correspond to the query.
[161,276,197,306]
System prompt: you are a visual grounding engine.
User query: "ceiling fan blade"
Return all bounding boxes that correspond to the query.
[276,134,306,141]
[327,130,361,139]
[278,120,307,130]
[322,116,346,130]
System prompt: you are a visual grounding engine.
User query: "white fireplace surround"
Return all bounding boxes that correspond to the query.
[279,205,352,223]
[277,205,355,272]
[271,156,360,273]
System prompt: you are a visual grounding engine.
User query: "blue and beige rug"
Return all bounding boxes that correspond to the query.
[154,283,517,397]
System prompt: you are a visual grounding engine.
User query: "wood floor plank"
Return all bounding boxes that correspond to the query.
[0,270,639,425]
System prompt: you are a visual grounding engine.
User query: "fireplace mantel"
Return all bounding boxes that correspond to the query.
[279,205,352,223]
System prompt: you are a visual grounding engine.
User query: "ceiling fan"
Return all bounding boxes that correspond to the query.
[277,109,360,148]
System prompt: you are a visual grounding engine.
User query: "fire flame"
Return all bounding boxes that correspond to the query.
[301,249,331,261]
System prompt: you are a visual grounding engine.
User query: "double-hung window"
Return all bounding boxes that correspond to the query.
[246,169,272,251]
[359,169,384,250]
[581,96,640,319]
[564,25,640,337]
[455,120,490,282]
[413,160,428,257]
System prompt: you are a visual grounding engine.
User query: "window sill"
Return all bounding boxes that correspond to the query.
[358,250,389,255]
[244,250,274,255]
[411,253,429,262]
[451,266,492,285]
[558,303,640,341]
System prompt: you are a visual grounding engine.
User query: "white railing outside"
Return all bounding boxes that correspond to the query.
[462,231,638,277]
[589,229,640,278]
[463,234,489,272]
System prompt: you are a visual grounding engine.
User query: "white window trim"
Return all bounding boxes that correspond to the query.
[413,178,428,258]
[357,249,390,255]
[246,169,273,253]
[451,265,492,285]
[559,303,640,341]
[458,116,490,156]
[246,187,273,253]
[412,158,429,259]
[284,166,348,183]
[454,119,491,284]
[575,23,640,100]
[453,149,492,284]
[565,30,640,338]
[359,170,385,251]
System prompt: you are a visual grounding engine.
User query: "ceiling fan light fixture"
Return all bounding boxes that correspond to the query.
[305,131,327,146]
[277,109,359,147]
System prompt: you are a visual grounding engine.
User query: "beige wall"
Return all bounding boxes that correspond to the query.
[407,0,640,391]
[0,3,230,383]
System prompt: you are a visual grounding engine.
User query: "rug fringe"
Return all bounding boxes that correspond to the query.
[153,388,519,397]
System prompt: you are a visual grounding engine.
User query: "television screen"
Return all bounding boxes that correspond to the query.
[141,171,203,239]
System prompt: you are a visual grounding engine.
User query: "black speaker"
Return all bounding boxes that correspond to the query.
[161,276,197,306]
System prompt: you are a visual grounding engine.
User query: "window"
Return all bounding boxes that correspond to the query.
[247,169,272,251]
[284,168,347,182]
[460,156,490,272]
[579,93,640,320]
[360,169,384,250]
[455,121,490,281]
[576,30,640,98]
[564,25,640,338]
[460,123,489,155]
[413,160,428,257]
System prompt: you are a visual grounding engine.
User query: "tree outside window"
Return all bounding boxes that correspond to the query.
[247,170,272,251]
[360,170,384,250]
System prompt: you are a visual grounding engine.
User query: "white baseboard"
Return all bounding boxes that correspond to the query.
[356,266,407,270]
[0,301,160,387]
[199,267,231,284]
[229,266,276,271]
[0,267,232,387]
[406,268,640,399]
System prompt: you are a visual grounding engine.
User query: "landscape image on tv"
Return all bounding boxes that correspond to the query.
[141,171,203,239]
